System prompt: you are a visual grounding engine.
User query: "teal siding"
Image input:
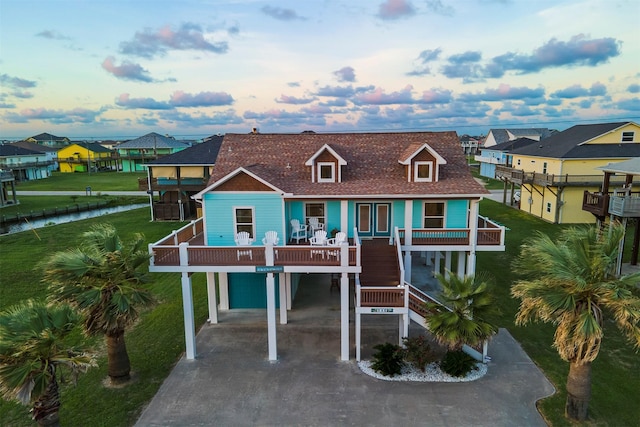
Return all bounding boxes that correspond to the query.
[203,193,284,245]
[326,201,341,234]
[347,202,355,238]
[412,201,423,229]
[228,273,280,309]
[446,200,468,228]
[392,201,405,229]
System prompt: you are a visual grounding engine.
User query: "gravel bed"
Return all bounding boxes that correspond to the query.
[357,360,487,382]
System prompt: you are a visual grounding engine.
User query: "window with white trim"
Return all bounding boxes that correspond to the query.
[423,202,445,228]
[317,162,335,182]
[621,131,634,142]
[234,207,255,238]
[305,202,326,226]
[414,161,433,182]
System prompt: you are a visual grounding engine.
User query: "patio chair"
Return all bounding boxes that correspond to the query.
[290,219,308,243]
[309,230,328,246]
[262,230,280,245]
[308,217,325,235]
[235,231,254,260]
[327,231,347,260]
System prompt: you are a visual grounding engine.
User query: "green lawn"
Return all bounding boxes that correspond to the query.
[14,171,146,191]
[1,203,637,426]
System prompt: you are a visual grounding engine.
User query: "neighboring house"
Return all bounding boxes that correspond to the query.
[459,134,481,154]
[475,137,538,179]
[583,157,640,272]
[147,131,506,362]
[117,132,189,172]
[0,169,18,207]
[142,135,224,221]
[483,128,554,148]
[11,141,59,173]
[0,144,53,181]
[57,142,116,173]
[25,132,70,147]
[496,121,640,224]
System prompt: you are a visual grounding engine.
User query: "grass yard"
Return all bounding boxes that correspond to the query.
[477,200,640,427]
[14,171,146,191]
[0,202,638,426]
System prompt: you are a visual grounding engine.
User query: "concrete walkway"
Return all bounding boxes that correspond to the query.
[135,275,554,427]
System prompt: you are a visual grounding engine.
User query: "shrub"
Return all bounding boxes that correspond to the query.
[440,350,477,378]
[371,343,405,377]
[402,335,437,372]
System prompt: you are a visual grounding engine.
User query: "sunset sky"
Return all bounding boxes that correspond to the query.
[1,0,638,140]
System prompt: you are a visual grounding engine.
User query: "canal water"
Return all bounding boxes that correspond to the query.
[0,204,148,235]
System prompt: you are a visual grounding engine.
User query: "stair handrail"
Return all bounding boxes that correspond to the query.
[394,227,408,309]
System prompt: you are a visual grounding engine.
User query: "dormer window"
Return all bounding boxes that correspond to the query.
[318,162,335,182]
[414,161,433,182]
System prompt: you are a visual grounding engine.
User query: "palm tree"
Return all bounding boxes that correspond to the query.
[0,300,95,427]
[425,272,499,350]
[511,224,640,421]
[42,224,153,384]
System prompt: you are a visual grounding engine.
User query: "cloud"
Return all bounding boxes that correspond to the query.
[551,82,607,99]
[170,90,234,107]
[487,35,621,77]
[159,109,244,126]
[119,23,228,58]
[629,84,640,93]
[243,108,326,128]
[287,82,301,87]
[441,51,483,81]
[315,85,374,97]
[116,93,171,110]
[459,84,545,102]
[6,107,103,124]
[102,56,153,82]
[407,48,441,76]
[353,85,416,105]
[0,74,37,89]
[377,0,415,20]
[617,97,640,111]
[11,91,34,99]
[261,6,306,21]
[420,88,452,104]
[35,30,70,40]
[275,95,316,105]
[334,66,356,82]
[0,102,16,109]
[425,0,454,16]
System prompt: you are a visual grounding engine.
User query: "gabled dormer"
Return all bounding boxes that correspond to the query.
[399,143,447,183]
[305,144,347,183]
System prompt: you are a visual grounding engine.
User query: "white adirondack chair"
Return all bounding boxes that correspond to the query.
[262,230,280,245]
[290,219,308,243]
[308,217,325,235]
[235,231,254,260]
[309,230,328,246]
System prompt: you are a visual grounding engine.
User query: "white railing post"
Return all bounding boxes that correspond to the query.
[172,230,179,245]
[148,243,155,265]
[179,242,189,266]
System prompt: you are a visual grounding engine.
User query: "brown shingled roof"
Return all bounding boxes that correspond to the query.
[209,132,487,197]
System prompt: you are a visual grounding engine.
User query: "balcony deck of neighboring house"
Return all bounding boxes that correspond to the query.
[582,190,640,218]
[495,165,628,187]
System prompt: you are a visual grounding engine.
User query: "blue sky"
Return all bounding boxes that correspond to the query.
[1,0,639,140]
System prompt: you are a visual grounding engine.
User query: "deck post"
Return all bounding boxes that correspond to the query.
[181,272,196,360]
[457,251,466,278]
[266,272,277,361]
[467,200,479,276]
[279,272,287,324]
[206,272,218,324]
[341,271,350,361]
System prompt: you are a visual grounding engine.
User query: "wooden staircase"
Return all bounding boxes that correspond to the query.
[359,240,401,286]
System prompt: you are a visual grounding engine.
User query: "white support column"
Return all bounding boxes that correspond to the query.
[279,272,287,324]
[218,273,229,310]
[266,273,277,361]
[340,272,350,361]
[457,251,466,278]
[285,273,292,310]
[434,251,442,276]
[355,312,361,362]
[340,200,349,234]
[445,251,452,279]
[181,272,196,360]
[467,200,479,276]
[404,200,413,282]
[206,272,218,324]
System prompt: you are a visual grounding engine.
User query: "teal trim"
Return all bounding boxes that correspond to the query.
[412,200,423,228]
[347,202,355,238]
[392,200,405,229]
[326,200,341,234]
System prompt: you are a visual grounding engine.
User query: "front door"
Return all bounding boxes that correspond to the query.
[356,203,391,237]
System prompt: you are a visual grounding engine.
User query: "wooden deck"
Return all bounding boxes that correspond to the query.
[359,240,400,287]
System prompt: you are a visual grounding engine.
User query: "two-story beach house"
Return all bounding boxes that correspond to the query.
[57,142,116,173]
[0,144,53,181]
[117,132,189,172]
[147,132,505,362]
[141,135,224,221]
[495,122,640,224]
